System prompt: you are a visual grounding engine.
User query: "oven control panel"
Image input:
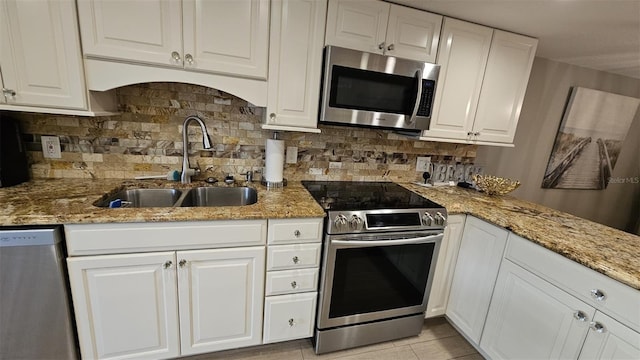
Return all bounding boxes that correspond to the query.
[327,209,446,234]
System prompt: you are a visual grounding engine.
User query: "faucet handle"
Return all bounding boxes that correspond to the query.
[240,170,254,182]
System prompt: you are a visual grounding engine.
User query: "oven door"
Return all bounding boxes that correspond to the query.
[317,231,442,329]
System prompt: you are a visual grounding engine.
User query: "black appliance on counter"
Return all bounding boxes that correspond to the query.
[0,116,30,187]
[302,181,447,354]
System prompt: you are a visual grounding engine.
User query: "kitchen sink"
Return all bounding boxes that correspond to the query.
[179,187,258,207]
[96,189,183,208]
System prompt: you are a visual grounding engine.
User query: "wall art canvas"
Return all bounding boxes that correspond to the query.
[542,87,640,190]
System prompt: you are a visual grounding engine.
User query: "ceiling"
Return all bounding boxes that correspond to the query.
[389,0,640,79]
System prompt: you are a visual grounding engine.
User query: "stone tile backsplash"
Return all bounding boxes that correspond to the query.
[8,83,477,183]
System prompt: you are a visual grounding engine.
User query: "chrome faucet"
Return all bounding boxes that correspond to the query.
[181,116,213,184]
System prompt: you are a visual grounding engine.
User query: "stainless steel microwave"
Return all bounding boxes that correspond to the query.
[320,46,439,132]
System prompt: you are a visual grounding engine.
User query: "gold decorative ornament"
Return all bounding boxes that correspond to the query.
[473,174,521,196]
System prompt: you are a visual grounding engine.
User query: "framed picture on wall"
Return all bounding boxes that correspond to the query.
[541,87,640,190]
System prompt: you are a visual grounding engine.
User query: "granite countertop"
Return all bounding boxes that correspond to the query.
[402,183,640,291]
[1,179,638,290]
[0,179,326,225]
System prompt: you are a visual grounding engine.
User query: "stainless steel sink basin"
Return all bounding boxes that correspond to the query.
[96,189,183,208]
[179,187,258,207]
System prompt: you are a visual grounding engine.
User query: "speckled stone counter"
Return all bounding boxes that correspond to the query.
[401,183,640,291]
[0,179,326,225]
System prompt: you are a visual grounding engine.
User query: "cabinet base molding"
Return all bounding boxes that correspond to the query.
[419,135,515,147]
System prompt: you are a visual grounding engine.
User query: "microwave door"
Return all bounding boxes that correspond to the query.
[407,68,423,127]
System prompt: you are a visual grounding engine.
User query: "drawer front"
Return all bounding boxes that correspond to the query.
[506,233,640,332]
[263,292,317,344]
[266,268,319,296]
[65,220,267,255]
[267,244,322,271]
[267,218,323,244]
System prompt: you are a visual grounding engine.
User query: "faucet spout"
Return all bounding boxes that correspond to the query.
[181,116,213,184]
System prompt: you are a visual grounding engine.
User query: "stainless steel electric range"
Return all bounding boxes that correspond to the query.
[301,181,447,354]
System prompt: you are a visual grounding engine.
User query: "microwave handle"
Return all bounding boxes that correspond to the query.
[408,68,423,125]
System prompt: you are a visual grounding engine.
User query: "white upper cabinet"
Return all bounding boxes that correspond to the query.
[264,0,327,132]
[0,0,86,109]
[77,0,269,79]
[325,0,441,63]
[422,18,537,146]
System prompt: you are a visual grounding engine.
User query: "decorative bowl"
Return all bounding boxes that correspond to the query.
[473,174,521,196]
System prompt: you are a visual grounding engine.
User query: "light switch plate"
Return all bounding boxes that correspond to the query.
[41,136,61,159]
[286,146,298,164]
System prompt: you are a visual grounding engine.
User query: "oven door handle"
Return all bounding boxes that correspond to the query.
[331,233,443,247]
[407,68,423,125]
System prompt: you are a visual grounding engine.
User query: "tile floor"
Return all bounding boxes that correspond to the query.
[184,317,483,360]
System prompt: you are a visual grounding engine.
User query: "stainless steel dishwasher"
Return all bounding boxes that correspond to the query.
[0,226,78,359]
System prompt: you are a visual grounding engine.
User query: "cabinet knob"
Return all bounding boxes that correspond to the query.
[467,131,473,136]
[292,256,300,264]
[288,318,296,327]
[291,281,298,289]
[2,88,16,98]
[590,289,606,301]
[269,113,276,122]
[294,230,301,237]
[179,259,187,268]
[387,44,395,51]
[573,310,588,322]
[474,132,480,136]
[185,53,194,65]
[163,260,173,269]
[171,51,181,62]
[589,322,606,333]
[378,42,385,50]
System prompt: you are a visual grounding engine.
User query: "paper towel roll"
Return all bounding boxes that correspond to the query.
[265,139,285,183]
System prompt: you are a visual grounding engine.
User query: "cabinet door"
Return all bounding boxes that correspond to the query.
[325,0,389,54]
[423,18,493,141]
[0,0,86,109]
[473,30,537,143]
[481,260,594,359]
[579,312,640,360]
[265,0,327,131]
[67,252,180,360]
[385,5,442,63]
[446,216,508,344]
[77,0,183,67]
[177,246,265,355]
[426,214,465,318]
[183,0,269,79]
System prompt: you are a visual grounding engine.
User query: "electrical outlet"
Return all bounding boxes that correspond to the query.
[416,156,431,172]
[286,146,298,164]
[41,136,61,159]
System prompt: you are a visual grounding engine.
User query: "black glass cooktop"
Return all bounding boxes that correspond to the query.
[302,181,443,211]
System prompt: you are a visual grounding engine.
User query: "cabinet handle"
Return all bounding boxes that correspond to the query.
[294,230,301,237]
[179,259,187,268]
[292,256,300,264]
[387,43,395,51]
[589,322,606,333]
[185,53,194,65]
[378,42,385,50]
[590,289,606,301]
[2,88,16,97]
[573,310,588,322]
[171,51,181,62]
[288,318,296,327]
[163,260,173,269]
[291,281,298,289]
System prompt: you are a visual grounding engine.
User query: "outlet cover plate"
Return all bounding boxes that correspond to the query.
[416,156,431,172]
[286,146,298,164]
[41,136,61,159]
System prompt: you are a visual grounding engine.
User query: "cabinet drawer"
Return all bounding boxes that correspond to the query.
[263,292,317,344]
[506,233,640,332]
[266,268,319,296]
[267,244,322,270]
[267,218,323,244]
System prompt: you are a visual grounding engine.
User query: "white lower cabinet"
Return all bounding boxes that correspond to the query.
[425,214,465,318]
[263,218,323,344]
[579,312,640,360]
[66,221,267,360]
[446,216,509,344]
[480,260,594,359]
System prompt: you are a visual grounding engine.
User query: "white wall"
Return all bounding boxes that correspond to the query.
[476,57,640,234]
